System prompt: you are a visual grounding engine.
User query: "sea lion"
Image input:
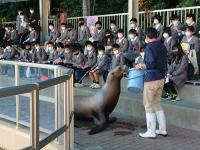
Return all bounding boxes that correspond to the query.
[74,65,128,135]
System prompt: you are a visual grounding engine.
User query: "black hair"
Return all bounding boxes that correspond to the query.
[163,27,172,36]
[110,20,116,25]
[61,23,66,26]
[129,29,137,35]
[117,29,124,34]
[153,14,162,23]
[145,27,158,39]
[67,23,73,28]
[171,44,184,63]
[186,26,195,32]
[97,45,105,51]
[171,14,180,21]
[95,21,102,26]
[112,44,120,49]
[186,14,196,22]
[9,24,15,29]
[65,44,71,49]
[49,23,54,27]
[47,42,54,45]
[85,41,94,47]
[56,42,65,49]
[130,18,138,23]
[29,23,35,29]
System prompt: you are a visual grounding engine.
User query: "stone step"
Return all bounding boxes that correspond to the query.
[75,80,200,132]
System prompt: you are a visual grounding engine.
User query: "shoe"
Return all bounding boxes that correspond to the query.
[89,83,96,88]
[74,83,84,88]
[170,94,178,101]
[155,110,168,136]
[162,93,171,99]
[92,84,101,89]
[139,113,157,139]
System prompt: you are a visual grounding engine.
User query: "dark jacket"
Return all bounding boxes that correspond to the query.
[96,54,110,71]
[32,48,48,63]
[85,50,97,68]
[111,52,126,69]
[144,40,167,82]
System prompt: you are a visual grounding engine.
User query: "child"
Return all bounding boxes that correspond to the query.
[116,29,128,53]
[1,44,18,60]
[18,44,31,62]
[43,42,57,64]
[65,23,77,45]
[32,42,48,63]
[63,44,73,67]
[185,14,198,36]
[3,25,11,45]
[153,14,164,41]
[24,24,38,45]
[111,44,125,69]
[56,23,68,43]
[110,20,119,42]
[71,45,86,87]
[163,44,188,101]
[77,18,91,46]
[181,26,200,77]
[104,30,114,55]
[93,21,105,45]
[9,24,18,45]
[89,45,110,89]
[47,23,60,43]
[125,29,141,64]
[163,27,177,65]
[53,42,65,65]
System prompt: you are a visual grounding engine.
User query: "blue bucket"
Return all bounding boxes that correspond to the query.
[127,68,145,92]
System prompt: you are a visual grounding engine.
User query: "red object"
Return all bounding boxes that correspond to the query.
[40,76,49,81]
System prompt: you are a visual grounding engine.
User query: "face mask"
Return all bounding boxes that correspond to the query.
[98,51,104,56]
[30,10,34,14]
[6,46,11,50]
[48,47,53,51]
[68,28,72,31]
[145,39,149,44]
[110,25,116,30]
[153,19,159,24]
[29,28,32,32]
[129,34,135,39]
[87,46,93,51]
[113,50,119,55]
[186,19,190,25]
[185,31,192,37]
[140,52,145,59]
[5,28,9,31]
[35,47,40,51]
[118,33,123,39]
[61,27,66,30]
[20,16,24,19]
[172,20,179,26]
[49,26,53,30]
[65,49,70,53]
[163,33,169,39]
[130,23,136,29]
[182,31,185,35]
[81,26,84,30]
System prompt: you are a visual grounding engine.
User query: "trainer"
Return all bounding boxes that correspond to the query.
[136,27,168,138]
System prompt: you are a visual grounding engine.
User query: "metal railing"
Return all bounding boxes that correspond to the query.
[67,6,200,33]
[0,60,74,150]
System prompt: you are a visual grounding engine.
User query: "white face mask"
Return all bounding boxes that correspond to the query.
[145,39,149,44]
[48,47,53,51]
[81,26,84,30]
[87,46,92,51]
[140,52,145,59]
[130,23,136,29]
[113,50,119,55]
[49,26,53,30]
[30,10,34,14]
[110,25,116,30]
[186,19,191,25]
[118,33,123,39]
[35,47,40,51]
[163,33,169,39]
[5,28,9,31]
[153,19,159,24]
[61,27,66,30]
[172,20,179,26]
[185,31,192,37]
[6,46,11,50]
[129,34,135,39]
[98,51,104,56]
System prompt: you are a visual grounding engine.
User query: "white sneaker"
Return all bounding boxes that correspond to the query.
[89,83,96,88]
[74,83,84,88]
[92,84,101,89]
[139,113,157,139]
[155,130,168,136]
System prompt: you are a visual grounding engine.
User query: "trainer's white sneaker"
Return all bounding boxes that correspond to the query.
[74,83,84,88]
[89,83,96,88]
[155,130,168,136]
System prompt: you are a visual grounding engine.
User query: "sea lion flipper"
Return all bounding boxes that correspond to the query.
[88,124,106,135]
[106,117,117,124]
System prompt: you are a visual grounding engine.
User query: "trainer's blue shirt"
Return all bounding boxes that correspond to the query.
[144,40,167,82]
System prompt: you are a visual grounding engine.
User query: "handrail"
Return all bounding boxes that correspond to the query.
[0,84,37,98]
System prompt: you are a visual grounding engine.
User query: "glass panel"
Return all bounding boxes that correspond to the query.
[0,64,15,88]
